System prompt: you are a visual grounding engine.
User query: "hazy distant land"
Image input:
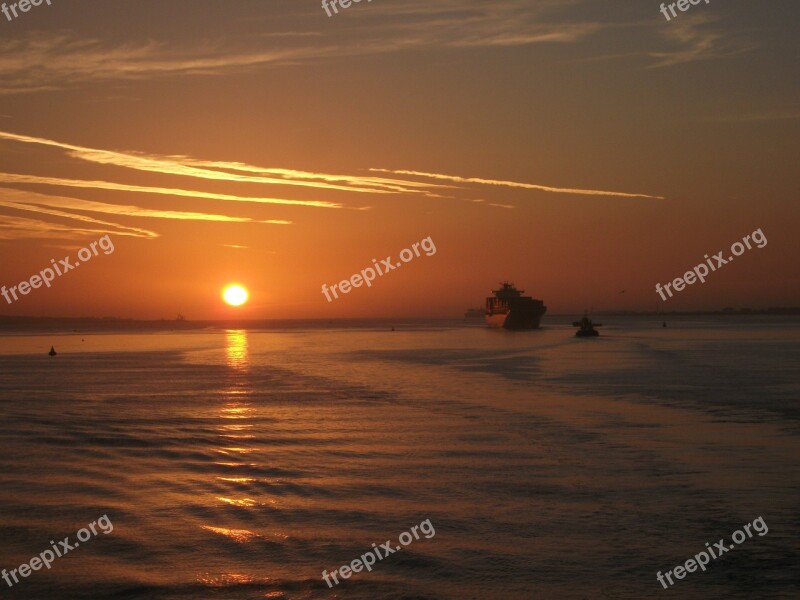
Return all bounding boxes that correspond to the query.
[0,307,798,332]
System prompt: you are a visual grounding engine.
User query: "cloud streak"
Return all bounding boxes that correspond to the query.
[0,213,147,241]
[0,199,157,239]
[0,3,759,94]
[0,187,289,226]
[0,2,605,94]
[0,172,339,209]
[370,169,664,200]
[0,130,441,197]
[648,15,755,68]
[0,33,334,95]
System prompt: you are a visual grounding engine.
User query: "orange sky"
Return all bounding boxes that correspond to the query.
[0,0,797,319]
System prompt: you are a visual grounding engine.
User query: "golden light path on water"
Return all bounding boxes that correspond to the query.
[197,330,280,587]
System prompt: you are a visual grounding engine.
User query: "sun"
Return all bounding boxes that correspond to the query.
[222,285,249,307]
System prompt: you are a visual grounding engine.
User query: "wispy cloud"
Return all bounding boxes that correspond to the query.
[0,4,760,93]
[0,2,605,94]
[359,5,602,49]
[471,198,515,209]
[181,161,450,194]
[352,0,599,47]
[370,169,664,200]
[0,33,334,95]
[0,172,339,209]
[648,15,755,68]
[0,125,662,247]
[0,213,142,241]
[0,130,441,197]
[0,187,288,225]
[0,199,157,240]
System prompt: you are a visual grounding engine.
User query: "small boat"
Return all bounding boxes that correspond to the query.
[48,346,57,356]
[573,316,601,337]
[464,307,484,319]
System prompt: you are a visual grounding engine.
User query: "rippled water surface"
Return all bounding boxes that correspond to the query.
[0,318,798,599]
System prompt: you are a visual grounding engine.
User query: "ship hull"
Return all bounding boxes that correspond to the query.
[485,313,507,328]
[575,329,599,337]
[484,282,546,330]
[485,306,546,330]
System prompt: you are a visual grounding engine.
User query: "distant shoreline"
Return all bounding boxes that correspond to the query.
[0,308,798,332]
[595,307,800,316]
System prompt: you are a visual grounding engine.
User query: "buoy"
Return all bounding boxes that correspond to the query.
[48,346,57,356]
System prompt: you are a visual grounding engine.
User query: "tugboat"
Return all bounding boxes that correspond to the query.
[464,307,485,319]
[485,282,547,330]
[573,315,601,337]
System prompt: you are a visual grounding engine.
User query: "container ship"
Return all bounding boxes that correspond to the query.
[485,282,546,330]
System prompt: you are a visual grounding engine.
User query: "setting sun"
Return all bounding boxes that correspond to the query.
[222,285,249,307]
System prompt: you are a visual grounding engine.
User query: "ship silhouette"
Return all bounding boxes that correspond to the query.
[485,282,546,330]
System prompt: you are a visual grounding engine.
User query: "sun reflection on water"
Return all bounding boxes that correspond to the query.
[200,525,259,543]
[220,406,252,418]
[216,496,258,507]
[201,329,286,542]
[225,330,249,370]
[196,572,259,586]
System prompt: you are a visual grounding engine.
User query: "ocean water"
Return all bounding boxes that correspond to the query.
[0,317,798,599]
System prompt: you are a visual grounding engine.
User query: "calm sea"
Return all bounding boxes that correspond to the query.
[0,317,797,599]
